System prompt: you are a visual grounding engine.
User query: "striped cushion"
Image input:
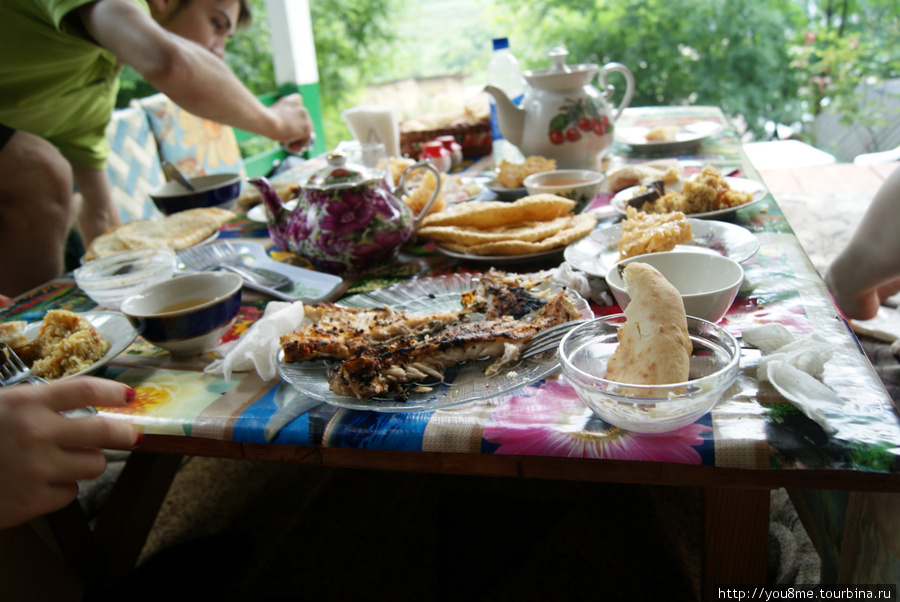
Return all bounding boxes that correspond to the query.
[104,106,165,223]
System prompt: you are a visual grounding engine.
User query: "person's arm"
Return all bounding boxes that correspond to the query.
[78,0,312,147]
[0,377,139,529]
[826,166,900,320]
[70,163,120,246]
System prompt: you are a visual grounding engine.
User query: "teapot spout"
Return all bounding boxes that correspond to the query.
[248,177,286,218]
[484,85,524,147]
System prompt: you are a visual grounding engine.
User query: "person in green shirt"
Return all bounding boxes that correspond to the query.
[0,0,313,298]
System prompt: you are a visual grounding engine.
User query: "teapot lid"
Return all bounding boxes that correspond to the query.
[523,47,598,91]
[305,151,381,190]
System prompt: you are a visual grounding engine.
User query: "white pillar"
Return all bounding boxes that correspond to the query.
[264,0,319,86]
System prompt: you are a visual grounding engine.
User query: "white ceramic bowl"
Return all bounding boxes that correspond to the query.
[120,271,242,356]
[522,169,605,213]
[560,315,741,433]
[74,248,176,310]
[605,251,744,323]
[150,173,241,215]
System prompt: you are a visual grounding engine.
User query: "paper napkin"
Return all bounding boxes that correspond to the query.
[742,323,844,434]
[205,301,309,381]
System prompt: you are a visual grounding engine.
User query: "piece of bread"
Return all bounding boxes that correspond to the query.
[85,207,235,260]
[607,159,683,193]
[605,262,692,386]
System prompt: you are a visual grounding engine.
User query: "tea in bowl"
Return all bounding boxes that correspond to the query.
[523,169,604,213]
[120,271,242,356]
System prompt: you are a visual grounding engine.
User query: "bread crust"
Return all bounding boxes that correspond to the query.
[606,262,692,386]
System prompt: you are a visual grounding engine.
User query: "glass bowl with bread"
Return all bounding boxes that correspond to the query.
[559,314,740,433]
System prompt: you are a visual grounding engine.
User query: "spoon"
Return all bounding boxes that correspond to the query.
[162,161,196,192]
[216,262,292,291]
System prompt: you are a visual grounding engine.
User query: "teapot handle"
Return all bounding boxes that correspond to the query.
[598,62,635,122]
[396,160,442,229]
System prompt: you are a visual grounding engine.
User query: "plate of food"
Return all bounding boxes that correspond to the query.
[417,195,597,264]
[6,310,137,381]
[564,218,760,278]
[276,271,593,412]
[614,121,724,154]
[610,166,768,220]
[484,177,527,201]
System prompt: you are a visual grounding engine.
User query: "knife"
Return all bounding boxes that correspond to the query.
[264,381,323,442]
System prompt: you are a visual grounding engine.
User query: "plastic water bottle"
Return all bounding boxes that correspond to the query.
[487,37,525,163]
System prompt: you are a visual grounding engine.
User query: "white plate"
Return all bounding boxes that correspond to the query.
[23,312,136,380]
[484,177,528,201]
[433,243,566,266]
[614,121,723,154]
[564,219,760,278]
[277,273,593,412]
[246,199,299,223]
[610,176,768,220]
[177,240,344,303]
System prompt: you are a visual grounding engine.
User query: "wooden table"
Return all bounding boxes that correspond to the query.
[4,106,900,600]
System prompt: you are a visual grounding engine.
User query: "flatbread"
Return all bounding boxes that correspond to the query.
[605,262,691,386]
[438,212,596,256]
[418,216,573,246]
[85,207,235,260]
[419,194,575,229]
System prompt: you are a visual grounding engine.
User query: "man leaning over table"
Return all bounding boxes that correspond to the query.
[0,0,314,299]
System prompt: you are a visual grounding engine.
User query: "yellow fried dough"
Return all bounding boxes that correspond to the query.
[418,216,573,246]
[439,212,596,255]
[605,262,691,386]
[419,194,575,229]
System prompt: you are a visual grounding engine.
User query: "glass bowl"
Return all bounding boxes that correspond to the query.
[74,248,176,310]
[559,314,740,433]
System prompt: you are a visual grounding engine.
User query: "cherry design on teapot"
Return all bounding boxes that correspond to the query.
[548,98,612,145]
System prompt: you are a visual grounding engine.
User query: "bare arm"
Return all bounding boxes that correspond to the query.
[825,166,900,320]
[70,163,120,246]
[78,0,312,146]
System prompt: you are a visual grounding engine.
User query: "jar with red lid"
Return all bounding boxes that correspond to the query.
[435,135,464,169]
[418,140,452,173]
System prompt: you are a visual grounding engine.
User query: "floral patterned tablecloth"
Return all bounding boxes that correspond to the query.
[3,106,900,478]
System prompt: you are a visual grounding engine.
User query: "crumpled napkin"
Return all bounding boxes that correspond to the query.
[205,301,309,381]
[742,323,844,434]
[548,262,614,306]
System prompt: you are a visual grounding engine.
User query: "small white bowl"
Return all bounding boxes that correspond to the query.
[523,169,605,213]
[74,248,176,310]
[605,251,744,323]
[120,271,242,356]
[560,315,741,433]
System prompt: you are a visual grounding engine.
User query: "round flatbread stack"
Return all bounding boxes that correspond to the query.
[417,194,596,256]
[84,207,235,261]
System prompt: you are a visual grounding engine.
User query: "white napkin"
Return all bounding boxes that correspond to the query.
[742,323,844,434]
[341,105,400,158]
[205,301,309,382]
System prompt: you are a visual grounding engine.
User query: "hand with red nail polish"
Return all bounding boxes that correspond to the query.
[0,376,139,529]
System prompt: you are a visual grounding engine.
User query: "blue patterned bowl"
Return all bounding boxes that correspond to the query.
[120,272,242,356]
[150,173,241,215]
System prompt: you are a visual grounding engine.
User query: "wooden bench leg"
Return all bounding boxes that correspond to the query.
[703,487,770,601]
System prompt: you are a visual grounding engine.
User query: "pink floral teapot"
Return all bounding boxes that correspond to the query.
[249,152,441,275]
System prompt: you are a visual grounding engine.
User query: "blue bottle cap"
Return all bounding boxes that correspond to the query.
[492,38,509,51]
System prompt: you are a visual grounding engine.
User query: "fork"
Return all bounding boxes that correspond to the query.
[0,343,97,417]
[0,342,48,386]
[520,320,588,360]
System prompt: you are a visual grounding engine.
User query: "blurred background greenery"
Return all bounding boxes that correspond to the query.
[117,0,898,161]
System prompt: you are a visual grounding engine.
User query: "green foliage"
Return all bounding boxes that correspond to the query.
[488,0,807,139]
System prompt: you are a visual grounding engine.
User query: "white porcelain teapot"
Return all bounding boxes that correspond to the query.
[485,48,635,169]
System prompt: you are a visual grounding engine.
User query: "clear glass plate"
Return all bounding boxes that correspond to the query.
[277,273,593,412]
